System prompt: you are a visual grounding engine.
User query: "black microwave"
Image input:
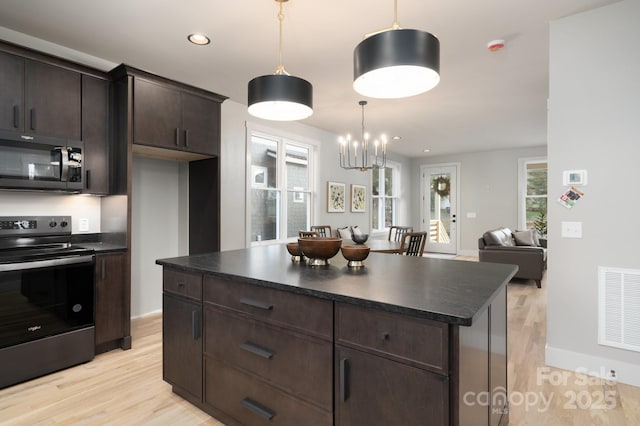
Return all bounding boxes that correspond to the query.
[0,130,83,192]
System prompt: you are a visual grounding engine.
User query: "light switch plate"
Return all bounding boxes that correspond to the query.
[467,212,477,218]
[561,221,582,238]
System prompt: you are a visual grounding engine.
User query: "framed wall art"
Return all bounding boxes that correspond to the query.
[351,184,366,213]
[327,181,346,213]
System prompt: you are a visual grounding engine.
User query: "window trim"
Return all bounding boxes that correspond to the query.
[517,156,548,230]
[245,122,318,247]
[371,160,401,233]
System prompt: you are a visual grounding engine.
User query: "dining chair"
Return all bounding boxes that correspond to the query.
[399,232,427,256]
[311,225,332,238]
[388,225,413,242]
[299,230,320,238]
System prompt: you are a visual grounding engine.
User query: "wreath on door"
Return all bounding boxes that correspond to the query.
[433,176,451,198]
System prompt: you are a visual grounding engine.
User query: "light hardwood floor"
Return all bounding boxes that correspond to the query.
[1,269,639,425]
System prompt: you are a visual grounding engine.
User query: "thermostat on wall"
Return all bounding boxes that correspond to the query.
[563,170,587,186]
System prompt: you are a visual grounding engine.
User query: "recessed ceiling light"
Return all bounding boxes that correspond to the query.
[392,136,402,140]
[188,33,211,45]
[423,149,431,153]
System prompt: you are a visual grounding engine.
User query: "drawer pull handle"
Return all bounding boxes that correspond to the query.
[241,397,274,420]
[13,105,19,128]
[240,297,273,311]
[177,282,186,288]
[340,358,350,402]
[192,310,201,340]
[381,331,390,340]
[175,127,180,146]
[240,342,273,359]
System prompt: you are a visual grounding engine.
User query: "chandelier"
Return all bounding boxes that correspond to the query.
[339,101,387,171]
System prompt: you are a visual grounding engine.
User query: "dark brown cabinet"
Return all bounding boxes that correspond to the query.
[0,51,24,132]
[0,51,82,139]
[82,75,110,195]
[133,77,220,156]
[335,346,448,426]
[163,269,203,402]
[95,252,127,351]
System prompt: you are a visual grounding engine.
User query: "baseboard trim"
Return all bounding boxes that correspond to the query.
[545,344,640,387]
[131,309,163,321]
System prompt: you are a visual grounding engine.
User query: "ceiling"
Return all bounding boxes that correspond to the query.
[0,0,619,157]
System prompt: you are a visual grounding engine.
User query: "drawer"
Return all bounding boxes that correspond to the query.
[204,306,332,411]
[203,276,332,339]
[163,269,202,301]
[336,303,448,374]
[205,357,332,426]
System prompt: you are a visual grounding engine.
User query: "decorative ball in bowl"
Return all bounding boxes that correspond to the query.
[341,245,371,267]
[297,237,342,266]
[351,233,369,244]
[286,242,305,263]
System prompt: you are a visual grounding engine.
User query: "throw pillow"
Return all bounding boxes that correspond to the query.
[351,226,363,235]
[338,227,352,239]
[513,230,535,246]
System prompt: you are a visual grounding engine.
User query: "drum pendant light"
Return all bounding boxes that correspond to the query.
[353,0,440,99]
[248,0,313,121]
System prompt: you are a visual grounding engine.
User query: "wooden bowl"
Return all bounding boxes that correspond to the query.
[341,245,371,267]
[297,237,342,266]
[286,242,305,263]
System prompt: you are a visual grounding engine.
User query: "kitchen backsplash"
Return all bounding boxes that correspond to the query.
[0,192,101,234]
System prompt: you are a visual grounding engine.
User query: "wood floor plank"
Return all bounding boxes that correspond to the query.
[0,262,638,425]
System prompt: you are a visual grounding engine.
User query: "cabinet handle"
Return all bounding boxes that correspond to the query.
[240,342,274,359]
[191,310,201,340]
[381,331,390,340]
[101,258,106,281]
[340,358,350,402]
[175,127,180,146]
[13,105,19,128]
[85,170,91,190]
[177,282,186,288]
[240,398,274,420]
[30,109,36,130]
[240,297,273,311]
[184,129,189,147]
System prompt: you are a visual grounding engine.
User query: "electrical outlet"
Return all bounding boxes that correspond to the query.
[79,218,89,232]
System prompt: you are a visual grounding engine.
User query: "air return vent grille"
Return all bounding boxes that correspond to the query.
[598,267,640,352]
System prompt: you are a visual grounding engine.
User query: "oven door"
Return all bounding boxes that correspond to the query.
[0,130,83,192]
[0,254,95,349]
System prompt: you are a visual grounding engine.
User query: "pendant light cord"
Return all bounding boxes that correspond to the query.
[275,0,287,75]
[392,0,400,29]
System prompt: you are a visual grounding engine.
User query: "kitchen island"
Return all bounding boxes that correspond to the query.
[157,244,517,426]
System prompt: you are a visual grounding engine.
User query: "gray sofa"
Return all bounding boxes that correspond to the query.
[478,227,546,288]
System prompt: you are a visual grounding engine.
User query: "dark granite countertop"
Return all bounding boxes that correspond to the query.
[156,244,517,326]
[74,242,127,253]
[71,233,127,253]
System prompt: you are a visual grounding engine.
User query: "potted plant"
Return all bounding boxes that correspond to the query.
[533,212,547,247]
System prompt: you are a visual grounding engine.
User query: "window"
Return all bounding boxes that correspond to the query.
[249,131,313,244]
[519,158,547,231]
[371,163,399,231]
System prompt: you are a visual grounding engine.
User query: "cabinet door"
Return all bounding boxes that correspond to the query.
[181,92,220,156]
[25,60,81,139]
[335,346,448,426]
[133,78,181,149]
[163,294,202,400]
[95,253,126,346]
[0,51,24,132]
[82,76,110,195]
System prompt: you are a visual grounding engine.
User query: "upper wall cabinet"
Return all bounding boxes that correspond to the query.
[82,75,110,195]
[0,51,81,140]
[133,77,222,156]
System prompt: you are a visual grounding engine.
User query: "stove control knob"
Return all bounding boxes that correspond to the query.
[60,220,68,228]
[49,221,57,228]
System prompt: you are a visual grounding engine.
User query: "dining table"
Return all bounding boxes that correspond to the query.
[364,239,403,254]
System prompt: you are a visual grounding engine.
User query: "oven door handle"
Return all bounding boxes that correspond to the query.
[0,254,95,272]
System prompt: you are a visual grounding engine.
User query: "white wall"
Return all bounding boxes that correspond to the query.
[0,192,101,233]
[547,0,640,386]
[220,99,412,251]
[131,156,188,318]
[410,146,547,254]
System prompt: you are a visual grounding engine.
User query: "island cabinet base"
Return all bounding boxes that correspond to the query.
[160,266,509,426]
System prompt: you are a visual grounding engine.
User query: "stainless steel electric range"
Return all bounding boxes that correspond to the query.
[0,216,95,388]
